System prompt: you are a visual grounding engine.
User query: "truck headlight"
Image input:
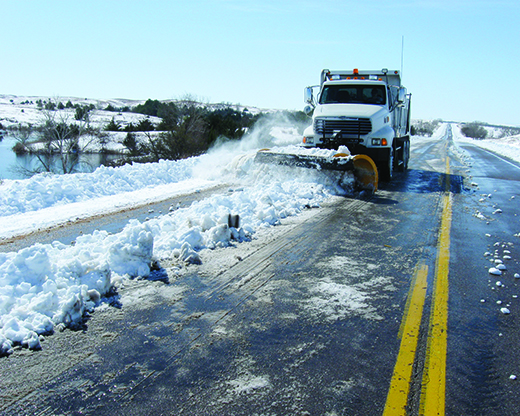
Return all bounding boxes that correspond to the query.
[371,138,388,146]
[303,136,314,144]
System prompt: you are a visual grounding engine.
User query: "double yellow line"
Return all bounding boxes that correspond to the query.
[384,157,452,415]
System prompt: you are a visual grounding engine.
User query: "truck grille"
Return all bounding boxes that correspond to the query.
[314,118,372,136]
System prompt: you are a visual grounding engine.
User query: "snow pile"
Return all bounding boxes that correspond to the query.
[0,158,199,217]
[0,222,152,354]
[0,119,353,355]
[150,173,331,259]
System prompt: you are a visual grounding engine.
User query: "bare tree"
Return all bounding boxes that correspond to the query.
[11,98,101,175]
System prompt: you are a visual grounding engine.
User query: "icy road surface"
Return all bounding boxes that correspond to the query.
[1,123,520,415]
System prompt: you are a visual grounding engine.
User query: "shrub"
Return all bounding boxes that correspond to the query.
[411,119,442,137]
[124,123,136,132]
[123,132,141,156]
[461,122,487,139]
[136,118,155,131]
[497,126,520,138]
[75,105,91,121]
[44,101,56,111]
[125,98,266,161]
[133,99,162,117]
[105,117,121,132]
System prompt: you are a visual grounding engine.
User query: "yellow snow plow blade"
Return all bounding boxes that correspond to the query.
[351,154,378,192]
[254,150,378,192]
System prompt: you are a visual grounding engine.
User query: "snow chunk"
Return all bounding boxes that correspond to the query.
[107,222,154,277]
[22,331,41,350]
[179,243,202,265]
[474,211,487,220]
[0,333,13,356]
[489,267,502,276]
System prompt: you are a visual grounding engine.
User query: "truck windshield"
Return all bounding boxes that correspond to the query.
[319,84,386,105]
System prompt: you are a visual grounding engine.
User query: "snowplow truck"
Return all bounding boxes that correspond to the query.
[302,68,411,181]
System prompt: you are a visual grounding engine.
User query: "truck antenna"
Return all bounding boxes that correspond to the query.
[401,35,405,79]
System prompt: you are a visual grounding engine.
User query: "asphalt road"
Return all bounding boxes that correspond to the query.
[1,127,520,415]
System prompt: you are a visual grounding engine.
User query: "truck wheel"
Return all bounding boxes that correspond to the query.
[396,137,410,172]
[403,138,410,170]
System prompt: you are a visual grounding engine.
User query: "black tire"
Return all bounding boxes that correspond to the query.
[396,137,410,172]
[403,138,410,170]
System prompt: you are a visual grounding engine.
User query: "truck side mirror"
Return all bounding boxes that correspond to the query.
[398,88,406,103]
[304,87,314,104]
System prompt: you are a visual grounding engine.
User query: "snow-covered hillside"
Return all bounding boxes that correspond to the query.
[0,94,266,130]
[0,94,157,132]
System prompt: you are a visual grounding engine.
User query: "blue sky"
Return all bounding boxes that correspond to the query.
[2,0,519,125]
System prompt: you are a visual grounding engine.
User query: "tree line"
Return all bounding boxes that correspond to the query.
[108,98,264,164]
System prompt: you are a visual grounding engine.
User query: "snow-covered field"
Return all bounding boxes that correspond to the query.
[1,97,520,357]
[0,94,249,130]
[0,94,265,133]
[452,123,520,163]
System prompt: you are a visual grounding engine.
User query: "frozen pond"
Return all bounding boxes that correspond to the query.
[0,134,120,180]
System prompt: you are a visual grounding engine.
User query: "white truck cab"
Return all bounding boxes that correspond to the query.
[302,68,411,180]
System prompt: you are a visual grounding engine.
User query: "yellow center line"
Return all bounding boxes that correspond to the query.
[383,262,428,415]
[420,157,452,416]
[384,155,452,416]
